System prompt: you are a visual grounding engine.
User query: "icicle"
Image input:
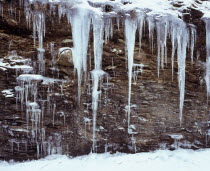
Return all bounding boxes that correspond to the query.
[131,134,137,153]
[116,17,120,31]
[53,103,56,127]
[25,3,32,29]
[8,4,14,18]
[176,21,188,125]
[19,0,24,6]
[92,16,104,70]
[189,24,197,64]
[37,48,45,75]
[26,102,41,138]
[33,11,45,49]
[16,75,43,133]
[124,14,137,133]
[37,144,40,158]
[137,12,145,51]
[104,17,113,43]
[147,16,155,54]
[156,15,169,77]
[33,11,46,74]
[58,3,66,22]
[70,8,91,103]
[50,42,56,67]
[204,19,210,97]
[91,14,106,152]
[170,20,177,81]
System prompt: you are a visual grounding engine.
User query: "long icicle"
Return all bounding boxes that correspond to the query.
[70,8,91,103]
[204,19,210,98]
[124,14,137,133]
[91,14,105,152]
[176,20,188,125]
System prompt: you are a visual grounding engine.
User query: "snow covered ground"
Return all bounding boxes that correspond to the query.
[1,149,210,171]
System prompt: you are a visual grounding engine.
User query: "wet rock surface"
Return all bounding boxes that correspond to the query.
[0,0,209,161]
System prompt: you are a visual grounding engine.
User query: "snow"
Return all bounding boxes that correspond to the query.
[0,59,32,71]
[17,74,65,85]
[1,149,210,171]
[2,89,14,98]
[17,74,44,81]
[58,47,72,55]
[29,0,210,18]
[169,134,184,140]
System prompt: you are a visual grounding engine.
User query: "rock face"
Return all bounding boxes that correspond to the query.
[0,0,209,161]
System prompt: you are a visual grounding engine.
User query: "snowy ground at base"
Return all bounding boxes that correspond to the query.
[1,149,210,171]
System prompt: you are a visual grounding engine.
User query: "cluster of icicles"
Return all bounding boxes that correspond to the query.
[3,0,210,154]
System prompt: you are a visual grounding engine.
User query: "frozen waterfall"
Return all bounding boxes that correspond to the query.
[4,0,210,156]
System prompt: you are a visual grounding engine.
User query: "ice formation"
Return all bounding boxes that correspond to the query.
[124,14,137,132]
[21,0,198,133]
[15,73,65,157]
[17,0,196,149]
[33,11,46,74]
[204,19,210,97]
[3,0,210,156]
[69,7,91,103]
[123,10,190,126]
[91,14,106,152]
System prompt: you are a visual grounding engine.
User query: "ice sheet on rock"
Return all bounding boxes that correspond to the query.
[58,47,72,55]
[169,134,184,140]
[2,89,15,98]
[17,74,44,82]
[0,58,33,72]
[17,74,64,84]
[0,51,32,73]
[11,128,29,133]
[0,67,7,71]
[4,51,31,64]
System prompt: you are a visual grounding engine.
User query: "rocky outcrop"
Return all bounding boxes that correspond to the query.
[0,0,209,161]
